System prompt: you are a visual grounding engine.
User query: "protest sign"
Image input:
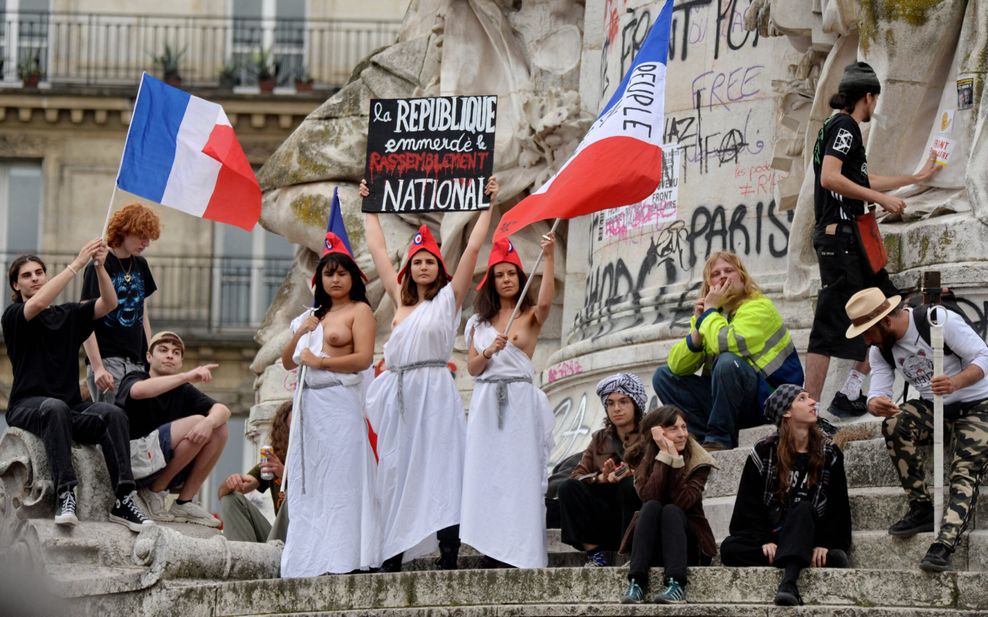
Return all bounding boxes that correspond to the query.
[363,95,497,213]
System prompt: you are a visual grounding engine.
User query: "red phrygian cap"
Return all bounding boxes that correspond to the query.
[315,231,368,283]
[397,224,451,284]
[476,237,525,290]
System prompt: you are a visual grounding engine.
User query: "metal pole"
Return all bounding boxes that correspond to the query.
[929,305,945,536]
[501,218,560,336]
[281,321,314,496]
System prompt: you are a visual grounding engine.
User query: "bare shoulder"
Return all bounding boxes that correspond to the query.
[353,302,375,319]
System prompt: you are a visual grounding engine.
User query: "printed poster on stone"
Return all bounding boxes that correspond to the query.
[362,95,497,213]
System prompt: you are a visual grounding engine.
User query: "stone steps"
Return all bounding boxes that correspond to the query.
[237,606,988,617]
[193,567,988,616]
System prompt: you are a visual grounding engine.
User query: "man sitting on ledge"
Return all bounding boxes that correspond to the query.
[845,287,988,572]
[117,331,229,527]
[3,243,152,531]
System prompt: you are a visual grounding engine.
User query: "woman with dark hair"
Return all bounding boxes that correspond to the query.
[619,405,716,604]
[556,373,646,567]
[720,385,851,606]
[280,233,379,576]
[360,177,497,572]
[218,400,293,543]
[460,234,556,569]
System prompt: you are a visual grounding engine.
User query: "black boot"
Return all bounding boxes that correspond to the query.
[889,500,934,537]
[435,525,460,570]
[380,553,404,573]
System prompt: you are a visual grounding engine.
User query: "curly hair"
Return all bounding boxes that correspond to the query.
[106,204,161,248]
[269,400,292,462]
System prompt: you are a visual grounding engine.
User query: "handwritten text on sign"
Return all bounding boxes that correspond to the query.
[363,96,497,213]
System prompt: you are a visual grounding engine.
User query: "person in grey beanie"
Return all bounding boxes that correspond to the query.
[720,385,851,606]
[804,60,940,420]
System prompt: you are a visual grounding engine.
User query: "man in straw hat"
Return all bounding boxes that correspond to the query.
[844,287,988,572]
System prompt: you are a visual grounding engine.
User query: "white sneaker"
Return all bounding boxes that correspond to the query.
[138,488,174,522]
[169,500,221,528]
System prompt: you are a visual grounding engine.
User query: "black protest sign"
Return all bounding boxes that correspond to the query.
[363,95,497,213]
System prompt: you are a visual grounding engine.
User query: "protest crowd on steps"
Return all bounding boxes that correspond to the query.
[0,0,978,607]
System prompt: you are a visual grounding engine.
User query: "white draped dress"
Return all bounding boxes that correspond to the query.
[281,312,381,577]
[365,284,465,562]
[459,315,555,568]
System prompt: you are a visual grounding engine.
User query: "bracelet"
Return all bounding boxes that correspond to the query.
[66,264,78,275]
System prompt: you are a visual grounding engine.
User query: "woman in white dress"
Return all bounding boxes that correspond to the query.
[280,233,379,577]
[360,177,498,572]
[461,233,556,569]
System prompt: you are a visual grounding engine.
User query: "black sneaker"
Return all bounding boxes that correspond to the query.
[826,548,850,568]
[828,391,869,418]
[889,500,934,537]
[109,492,154,533]
[919,542,952,572]
[54,490,79,527]
[774,581,803,606]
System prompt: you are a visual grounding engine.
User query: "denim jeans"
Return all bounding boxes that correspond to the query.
[652,352,763,447]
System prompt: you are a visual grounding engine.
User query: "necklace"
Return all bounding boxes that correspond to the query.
[113,252,134,283]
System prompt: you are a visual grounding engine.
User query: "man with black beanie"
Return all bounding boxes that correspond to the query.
[804,61,939,418]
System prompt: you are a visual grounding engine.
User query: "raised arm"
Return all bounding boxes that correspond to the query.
[361,180,400,305]
[23,238,104,321]
[450,176,498,307]
[533,232,555,326]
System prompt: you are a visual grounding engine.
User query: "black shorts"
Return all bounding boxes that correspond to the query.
[808,228,898,360]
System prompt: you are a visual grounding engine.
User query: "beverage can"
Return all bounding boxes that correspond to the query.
[260,445,274,481]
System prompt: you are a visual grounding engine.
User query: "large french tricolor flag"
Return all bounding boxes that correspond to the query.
[494,0,672,242]
[116,73,261,231]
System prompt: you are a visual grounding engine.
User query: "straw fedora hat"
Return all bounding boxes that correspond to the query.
[845,287,902,338]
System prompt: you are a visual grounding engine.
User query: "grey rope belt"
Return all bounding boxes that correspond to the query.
[391,359,449,415]
[476,375,532,429]
[306,377,346,390]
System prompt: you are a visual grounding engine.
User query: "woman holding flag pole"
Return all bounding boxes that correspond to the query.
[360,176,498,572]
[460,232,557,569]
[279,231,380,577]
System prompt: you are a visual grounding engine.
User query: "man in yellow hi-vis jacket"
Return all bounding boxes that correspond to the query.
[653,252,804,451]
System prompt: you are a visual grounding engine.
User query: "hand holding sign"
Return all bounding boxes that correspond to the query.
[363,95,497,214]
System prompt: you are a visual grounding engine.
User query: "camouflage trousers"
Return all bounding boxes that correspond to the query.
[882,398,988,550]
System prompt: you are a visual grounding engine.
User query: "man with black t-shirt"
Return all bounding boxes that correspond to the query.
[82,203,160,403]
[3,241,153,532]
[804,61,939,418]
[117,331,229,527]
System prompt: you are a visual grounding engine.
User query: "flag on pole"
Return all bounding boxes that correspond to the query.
[493,0,673,242]
[116,73,261,231]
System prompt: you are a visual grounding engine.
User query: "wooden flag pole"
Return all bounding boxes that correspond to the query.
[501,218,561,337]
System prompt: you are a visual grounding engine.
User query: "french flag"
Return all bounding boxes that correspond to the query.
[494,0,672,242]
[117,73,261,231]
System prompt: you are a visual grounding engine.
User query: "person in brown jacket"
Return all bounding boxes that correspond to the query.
[619,405,716,604]
[557,373,646,566]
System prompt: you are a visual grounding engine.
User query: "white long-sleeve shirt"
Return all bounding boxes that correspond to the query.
[868,307,988,406]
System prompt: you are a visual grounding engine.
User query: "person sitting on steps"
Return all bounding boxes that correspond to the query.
[619,405,716,605]
[720,384,851,607]
[653,251,804,451]
[556,373,645,567]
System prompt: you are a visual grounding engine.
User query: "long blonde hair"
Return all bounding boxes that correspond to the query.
[700,251,760,313]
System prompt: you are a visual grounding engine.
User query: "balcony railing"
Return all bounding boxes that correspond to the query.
[1,252,294,335]
[0,10,401,91]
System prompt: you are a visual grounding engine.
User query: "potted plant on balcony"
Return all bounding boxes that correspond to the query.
[218,60,238,90]
[153,44,185,86]
[251,47,276,93]
[18,50,43,89]
[294,68,314,93]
